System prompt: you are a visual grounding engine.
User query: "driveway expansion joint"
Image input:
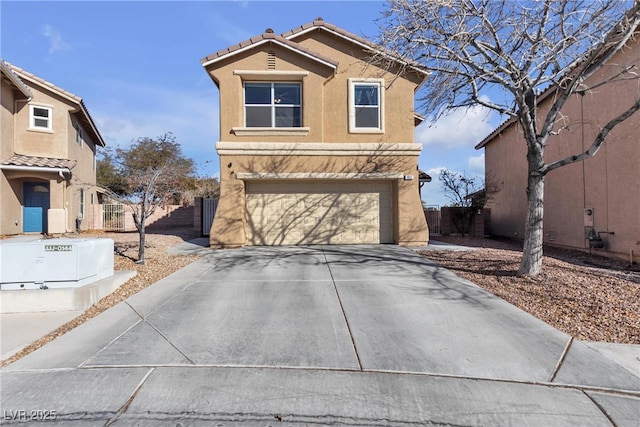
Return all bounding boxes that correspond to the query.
[54,364,640,398]
[549,336,574,383]
[321,247,363,370]
[104,367,155,426]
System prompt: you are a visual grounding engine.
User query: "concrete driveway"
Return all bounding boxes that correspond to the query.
[1,245,638,426]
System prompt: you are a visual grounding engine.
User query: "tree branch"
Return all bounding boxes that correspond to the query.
[542,97,640,175]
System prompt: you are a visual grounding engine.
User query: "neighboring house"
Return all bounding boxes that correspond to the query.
[475,35,640,263]
[0,61,105,235]
[201,18,430,247]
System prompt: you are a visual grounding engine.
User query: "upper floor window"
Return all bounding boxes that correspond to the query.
[349,79,384,133]
[244,82,301,127]
[29,105,52,131]
[74,121,83,146]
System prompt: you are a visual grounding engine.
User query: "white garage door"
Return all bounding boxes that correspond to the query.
[246,181,393,245]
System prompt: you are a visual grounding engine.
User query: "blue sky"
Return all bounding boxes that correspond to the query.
[1,0,501,207]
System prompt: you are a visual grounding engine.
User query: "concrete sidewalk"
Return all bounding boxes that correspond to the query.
[1,245,638,426]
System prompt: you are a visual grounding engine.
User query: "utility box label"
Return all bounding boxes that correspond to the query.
[45,245,72,252]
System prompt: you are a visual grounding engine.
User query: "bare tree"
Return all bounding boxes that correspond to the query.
[439,170,497,236]
[97,133,196,263]
[377,0,640,276]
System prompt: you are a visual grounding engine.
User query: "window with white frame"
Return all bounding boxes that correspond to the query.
[349,79,384,133]
[29,105,52,131]
[79,189,85,220]
[74,121,83,146]
[244,82,301,127]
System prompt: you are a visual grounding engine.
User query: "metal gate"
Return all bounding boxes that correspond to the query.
[103,203,126,231]
[202,198,218,236]
[424,206,441,236]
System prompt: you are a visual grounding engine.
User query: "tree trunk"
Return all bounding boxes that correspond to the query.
[519,163,545,276]
[137,218,146,264]
[135,198,147,264]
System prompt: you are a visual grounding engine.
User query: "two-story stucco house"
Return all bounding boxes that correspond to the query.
[201,18,430,247]
[475,34,640,263]
[0,61,105,235]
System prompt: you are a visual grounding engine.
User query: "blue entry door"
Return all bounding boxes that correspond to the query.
[23,182,50,233]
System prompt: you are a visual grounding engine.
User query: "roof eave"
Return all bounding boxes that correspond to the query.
[1,61,32,100]
[285,24,430,79]
[201,38,338,70]
[7,63,106,147]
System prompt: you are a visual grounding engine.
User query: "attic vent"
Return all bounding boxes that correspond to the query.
[267,50,276,69]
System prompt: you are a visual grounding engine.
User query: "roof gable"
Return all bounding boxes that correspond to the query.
[200,29,338,70]
[4,62,105,147]
[283,18,429,80]
[201,19,429,85]
[1,60,32,99]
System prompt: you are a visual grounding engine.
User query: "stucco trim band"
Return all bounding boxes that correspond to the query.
[216,142,422,156]
[236,172,404,180]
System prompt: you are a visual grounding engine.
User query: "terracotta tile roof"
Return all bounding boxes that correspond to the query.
[283,17,376,49]
[4,62,105,147]
[283,17,429,77]
[200,29,338,69]
[1,154,77,170]
[0,60,32,99]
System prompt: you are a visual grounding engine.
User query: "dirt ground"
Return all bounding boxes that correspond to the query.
[420,235,640,344]
[3,229,638,366]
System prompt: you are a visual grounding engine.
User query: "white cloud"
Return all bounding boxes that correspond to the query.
[468,153,485,173]
[92,80,220,175]
[42,24,70,55]
[415,104,496,149]
[233,0,250,8]
[426,166,448,179]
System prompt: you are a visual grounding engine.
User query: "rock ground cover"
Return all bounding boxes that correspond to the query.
[420,236,640,344]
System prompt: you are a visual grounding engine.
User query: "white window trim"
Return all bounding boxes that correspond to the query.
[28,104,53,132]
[79,189,85,220]
[348,78,385,134]
[244,81,302,128]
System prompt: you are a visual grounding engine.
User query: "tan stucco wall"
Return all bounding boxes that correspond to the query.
[210,149,428,247]
[484,38,640,262]
[13,85,71,159]
[204,28,429,247]
[66,114,99,231]
[0,78,100,234]
[293,30,423,144]
[1,78,21,235]
[205,31,423,144]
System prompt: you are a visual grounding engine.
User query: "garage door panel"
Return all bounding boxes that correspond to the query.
[246,181,393,245]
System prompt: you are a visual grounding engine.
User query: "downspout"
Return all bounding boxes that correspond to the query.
[60,170,68,232]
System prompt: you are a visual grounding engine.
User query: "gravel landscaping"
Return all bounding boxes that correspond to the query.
[420,236,640,344]
[3,229,638,366]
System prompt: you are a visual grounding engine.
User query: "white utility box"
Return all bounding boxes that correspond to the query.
[0,238,114,290]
